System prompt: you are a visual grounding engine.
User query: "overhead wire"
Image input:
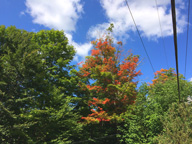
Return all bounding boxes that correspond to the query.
[75,1,185,143]
[184,0,191,78]
[170,0,181,103]
[124,0,155,73]
[155,0,169,69]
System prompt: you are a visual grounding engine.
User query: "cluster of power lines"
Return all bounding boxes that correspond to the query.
[124,0,191,103]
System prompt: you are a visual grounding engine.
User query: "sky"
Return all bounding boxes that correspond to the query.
[0,0,191,84]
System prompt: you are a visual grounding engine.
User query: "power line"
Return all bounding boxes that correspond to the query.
[155,0,169,69]
[170,0,181,103]
[184,0,191,78]
[124,0,155,73]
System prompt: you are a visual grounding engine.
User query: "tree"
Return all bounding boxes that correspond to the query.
[79,38,141,122]
[0,25,82,143]
[118,68,192,143]
[148,68,192,111]
[76,35,141,142]
[156,102,192,144]
[118,83,164,143]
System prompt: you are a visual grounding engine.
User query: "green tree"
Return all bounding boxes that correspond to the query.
[148,68,192,111]
[0,25,81,143]
[156,102,192,144]
[118,83,164,143]
[119,68,192,143]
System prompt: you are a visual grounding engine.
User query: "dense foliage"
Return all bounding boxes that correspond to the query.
[0,26,81,143]
[156,102,192,144]
[118,68,192,143]
[1,26,192,143]
[75,36,141,143]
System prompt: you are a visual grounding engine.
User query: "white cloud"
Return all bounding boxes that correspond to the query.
[25,0,187,60]
[25,0,92,61]
[25,0,83,32]
[88,0,187,41]
[189,77,192,82]
[65,33,92,59]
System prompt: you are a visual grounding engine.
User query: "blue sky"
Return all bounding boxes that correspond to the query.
[0,0,191,84]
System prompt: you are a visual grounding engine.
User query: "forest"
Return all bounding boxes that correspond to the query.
[0,25,192,144]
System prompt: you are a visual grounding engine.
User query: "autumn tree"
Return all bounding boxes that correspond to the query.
[79,38,141,122]
[75,33,141,142]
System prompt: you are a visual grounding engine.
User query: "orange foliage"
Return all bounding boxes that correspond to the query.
[91,49,100,56]
[150,68,177,86]
[117,41,122,45]
[78,37,141,123]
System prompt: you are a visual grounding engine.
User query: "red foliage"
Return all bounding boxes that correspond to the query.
[78,37,141,123]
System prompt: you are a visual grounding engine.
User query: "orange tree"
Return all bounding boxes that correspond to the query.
[77,37,141,124]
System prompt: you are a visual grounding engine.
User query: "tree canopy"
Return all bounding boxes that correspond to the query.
[0,25,81,143]
[1,25,192,143]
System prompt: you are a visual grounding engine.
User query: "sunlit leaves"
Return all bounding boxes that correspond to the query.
[150,68,177,86]
[77,37,141,123]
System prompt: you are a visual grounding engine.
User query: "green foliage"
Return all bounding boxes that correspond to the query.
[119,69,192,143]
[106,23,114,32]
[148,77,192,112]
[118,83,164,143]
[156,102,192,144]
[1,26,192,143]
[0,25,81,143]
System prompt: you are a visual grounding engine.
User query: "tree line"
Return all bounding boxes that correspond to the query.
[0,25,192,144]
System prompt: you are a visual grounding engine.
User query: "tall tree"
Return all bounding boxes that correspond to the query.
[76,35,141,143]
[0,25,82,143]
